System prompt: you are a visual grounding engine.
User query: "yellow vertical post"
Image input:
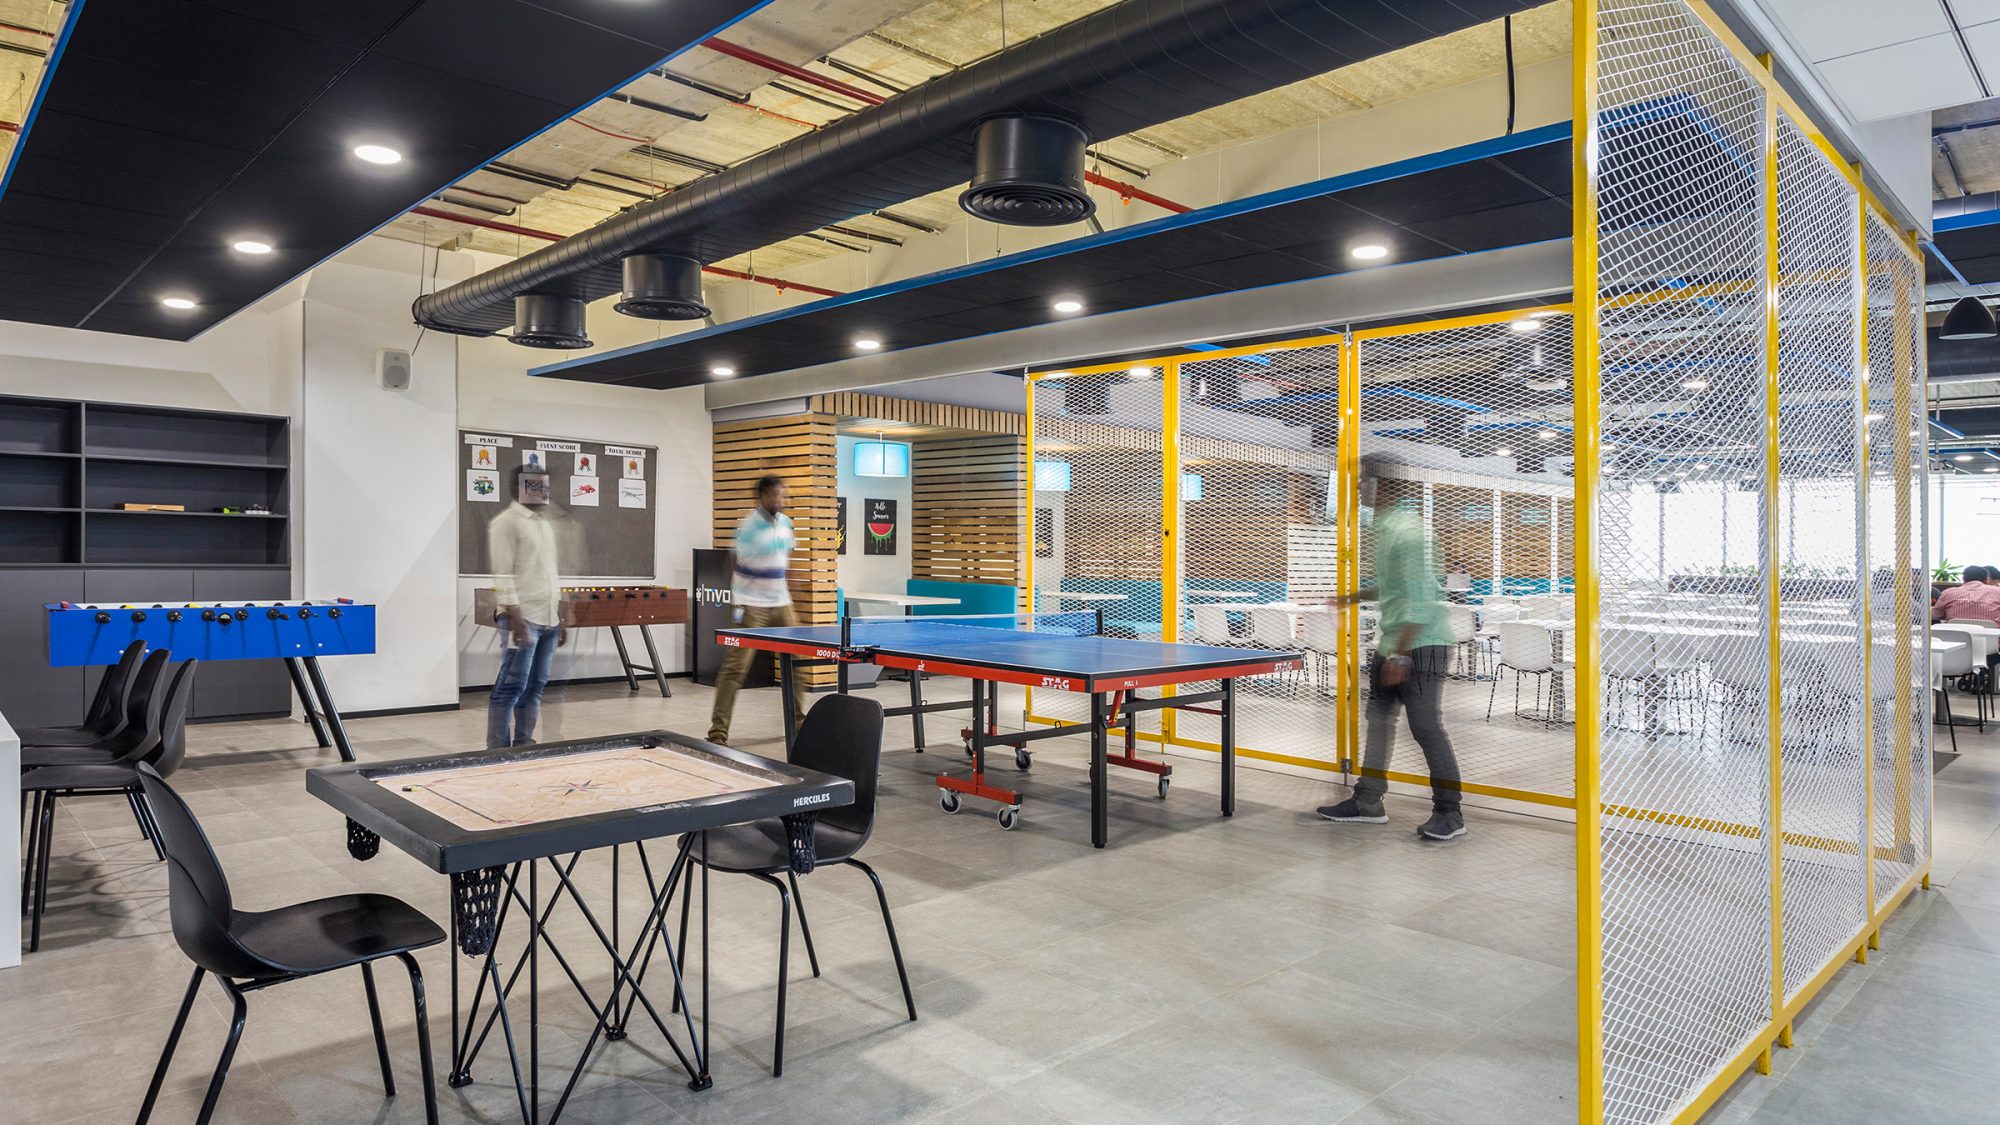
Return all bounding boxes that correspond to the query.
[1337,336,1361,775]
[1571,0,1606,1118]
[1162,360,1182,744]
[1891,236,1917,878]
[1023,376,1038,721]
[1854,184,1874,956]
[1760,86,1788,1057]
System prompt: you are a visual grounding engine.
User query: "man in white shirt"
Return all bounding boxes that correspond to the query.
[708,475,805,744]
[488,464,567,748]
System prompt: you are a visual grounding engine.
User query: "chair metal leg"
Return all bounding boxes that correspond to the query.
[196,980,250,1125]
[130,789,166,863]
[30,790,55,952]
[1486,668,1502,720]
[138,966,205,1123]
[396,952,440,1125]
[360,961,397,1097]
[847,858,916,1021]
[21,790,41,914]
[748,871,792,1077]
[786,870,821,978]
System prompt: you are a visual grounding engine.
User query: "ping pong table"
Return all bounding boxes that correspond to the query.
[716,612,1302,847]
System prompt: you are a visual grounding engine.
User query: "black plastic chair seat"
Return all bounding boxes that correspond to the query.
[696,818,867,874]
[231,894,446,979]
[21,744,121,769]
[21,760,144,792]
[19,726,120,747]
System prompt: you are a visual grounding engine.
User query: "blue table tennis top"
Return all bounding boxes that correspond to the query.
[732,619,1295,678]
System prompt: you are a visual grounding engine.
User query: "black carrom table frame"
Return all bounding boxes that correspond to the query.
[307,730,854,1123]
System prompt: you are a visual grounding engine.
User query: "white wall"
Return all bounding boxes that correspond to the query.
[454,263,714,688]
[835,434,913,602]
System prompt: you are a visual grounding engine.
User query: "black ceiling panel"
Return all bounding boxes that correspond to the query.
[1933,220,2000,285]
[531,129,1574,391]
[0,0,771,339]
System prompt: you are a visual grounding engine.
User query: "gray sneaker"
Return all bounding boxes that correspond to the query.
[1418,810,1466,840]
[1318,797,1388,823]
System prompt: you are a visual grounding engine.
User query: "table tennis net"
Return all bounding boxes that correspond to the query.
[839,611,1099,647]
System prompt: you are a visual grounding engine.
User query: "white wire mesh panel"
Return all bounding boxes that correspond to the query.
[1028,369,1166,730]
[1771,110,1866,1001]
[1354,316,1576,805]
[1174,344,1341,768]
[1864,207,1931,907]
[1593,1,1775,1120]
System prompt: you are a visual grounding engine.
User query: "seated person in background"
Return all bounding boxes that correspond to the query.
[1932,565,2000,623]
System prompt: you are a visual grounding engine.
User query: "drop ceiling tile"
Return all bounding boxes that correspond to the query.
[1959,22,2000,101]
[1816,33,1982,120]
[1762,0,1949,61]
[1953,0,2000,28]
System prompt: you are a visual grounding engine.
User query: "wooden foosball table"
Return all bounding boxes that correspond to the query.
[474,585,688,697]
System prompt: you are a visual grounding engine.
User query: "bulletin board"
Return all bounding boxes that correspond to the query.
[459,429,657,578]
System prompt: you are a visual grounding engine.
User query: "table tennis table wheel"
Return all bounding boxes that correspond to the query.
[1015,749,1032,771]
[1157,776,1171,800]
[961,738,974,759]
[997,805,1019,831]
[939,789,960,814]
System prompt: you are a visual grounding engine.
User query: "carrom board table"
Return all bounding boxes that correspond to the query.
[307,731,852,1123]
[46,598,374,761]
[717,611,1300,847]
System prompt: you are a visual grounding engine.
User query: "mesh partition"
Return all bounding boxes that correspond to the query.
[1175,343,1342,768]
[1354,316,1577,804]
[1592,1,1775,1119]
[1864,205,1931,908]
[1027,369,1167,730]
[1771,110,1867,1000]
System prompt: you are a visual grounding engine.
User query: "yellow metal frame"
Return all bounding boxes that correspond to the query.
[1337,333,1361,774]
[1759,78,1787,1073]
[1856,177,1876,958]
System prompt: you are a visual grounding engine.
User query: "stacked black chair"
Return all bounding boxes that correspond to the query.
[673,693,914,1076]
[134,765,445,1125]
[17,638,147,746]
[19,653,188,950]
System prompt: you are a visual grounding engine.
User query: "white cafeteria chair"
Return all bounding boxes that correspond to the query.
[1446,604,1482,677]
[1249,608,1303,693]
[1190,603,1235,647]
[1931,626,1984,740]
[1301,610,1341,695]
[1487,622,1570,726]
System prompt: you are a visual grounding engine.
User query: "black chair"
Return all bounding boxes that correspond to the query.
[20,655,189,950]
[17,639,148,746]
[673,693,914,1076]
[134,765,445,1125]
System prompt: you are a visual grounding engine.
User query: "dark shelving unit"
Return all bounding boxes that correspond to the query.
[0,393,294,725]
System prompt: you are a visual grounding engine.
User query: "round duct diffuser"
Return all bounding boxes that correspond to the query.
[615,254,710,320]
[959,114,1094,227]
[509,295,590,349]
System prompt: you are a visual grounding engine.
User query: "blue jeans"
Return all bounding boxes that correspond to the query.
[488,619,562,748]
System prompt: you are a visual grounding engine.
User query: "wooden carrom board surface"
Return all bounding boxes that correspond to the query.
[386,743,780,830]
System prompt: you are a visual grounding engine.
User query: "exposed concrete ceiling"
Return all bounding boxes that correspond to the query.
[380,0,1570,288]
[0,0,61,173]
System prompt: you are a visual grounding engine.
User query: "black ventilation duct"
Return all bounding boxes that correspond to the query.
[960,115,1093,227]
[616,254,710,320]
[412,0,1534,339]
[1063,379,1111,414]
[510,295,590,349]
[1311,424,1338,448]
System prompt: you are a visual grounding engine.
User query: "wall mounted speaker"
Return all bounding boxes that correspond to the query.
[376,347,412,390]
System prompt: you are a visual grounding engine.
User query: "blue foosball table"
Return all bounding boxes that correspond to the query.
[45,599,377,761]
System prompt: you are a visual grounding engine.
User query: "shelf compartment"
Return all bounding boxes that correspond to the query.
[0,454,80,508]
[85,405,287,465]
[0,398,81,454]
[84,511,288,566]
[0,511,80,563]
[84,460,288,514]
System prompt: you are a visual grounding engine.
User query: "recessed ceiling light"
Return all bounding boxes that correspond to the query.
[1956,453,1975,462]
[231,239,272,255]
[1508,318,1541,334]
[854,337,882,351]
[1526,376,1566,391]
[353,144,402,165]
[1495,446,1515,457]
[1986,467,1998,474]
[1682,377,1708,391]
[161,297,197,310]
[1349,243,1389,261]
[1538,430,1560,442]
[1052,299,1084,313]
[710,365,736,377]
[1865,412,1884,423]
[1695,462,1709,470]
[1127,365,1153,379]
[1602,442,1620,452]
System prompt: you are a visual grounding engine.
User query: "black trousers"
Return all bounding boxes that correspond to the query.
[1354,645,1461,812]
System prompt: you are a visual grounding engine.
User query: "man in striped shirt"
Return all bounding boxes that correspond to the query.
[708,475,806,744]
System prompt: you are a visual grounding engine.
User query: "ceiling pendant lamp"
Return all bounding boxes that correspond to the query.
[1940,295,1998,340]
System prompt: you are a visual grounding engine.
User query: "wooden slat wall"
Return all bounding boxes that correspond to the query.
[911,436,1025,587]
[812,392,1025,436]
[712,412,838,687]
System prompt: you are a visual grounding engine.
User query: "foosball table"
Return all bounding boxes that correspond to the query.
[474,585,687,698]
[45,598,377,761]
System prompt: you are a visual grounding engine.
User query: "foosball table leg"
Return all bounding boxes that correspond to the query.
[609,626,643,692]
[301,656,357,762]
[639,624,672,698]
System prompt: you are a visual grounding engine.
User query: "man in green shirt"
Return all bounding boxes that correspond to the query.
[1320,455,1465,839]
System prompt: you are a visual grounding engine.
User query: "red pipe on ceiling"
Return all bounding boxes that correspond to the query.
[1083,170,1190,214]
[407,205,843,297]
[0,121,18,134]
[701,38,886,106]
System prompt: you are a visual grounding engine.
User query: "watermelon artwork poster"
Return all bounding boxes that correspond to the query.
[835,496,847,555]
[864,498,897,556]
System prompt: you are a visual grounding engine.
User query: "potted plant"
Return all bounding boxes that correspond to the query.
[1934,558,1961,585]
